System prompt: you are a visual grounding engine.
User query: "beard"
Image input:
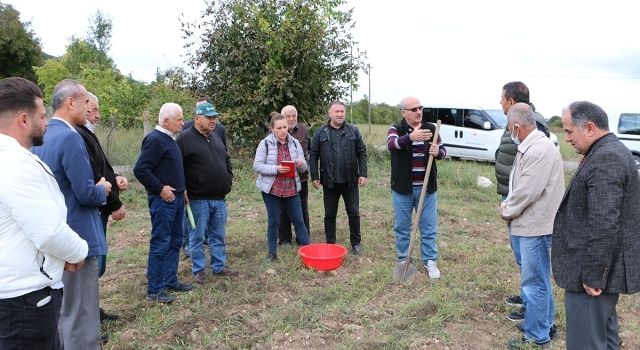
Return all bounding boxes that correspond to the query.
[29,128,44,146]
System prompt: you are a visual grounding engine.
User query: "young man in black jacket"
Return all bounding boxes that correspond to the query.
[177,102,235,284]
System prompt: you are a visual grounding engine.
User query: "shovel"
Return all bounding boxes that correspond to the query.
[393,120,441,283]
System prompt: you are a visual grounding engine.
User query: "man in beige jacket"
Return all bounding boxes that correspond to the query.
[500,103,564,349]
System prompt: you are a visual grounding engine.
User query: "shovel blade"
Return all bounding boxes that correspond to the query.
[393,258,418,283]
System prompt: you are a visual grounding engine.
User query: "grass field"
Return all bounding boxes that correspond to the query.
[96,130,638,349]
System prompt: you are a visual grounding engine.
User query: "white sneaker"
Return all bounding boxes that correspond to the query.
[425,260,441,279]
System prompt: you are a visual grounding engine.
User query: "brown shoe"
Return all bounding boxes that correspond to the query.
[212,267,239,277]
[193,271,206,284]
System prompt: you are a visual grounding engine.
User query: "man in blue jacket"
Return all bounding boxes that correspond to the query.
[32,79,111,350]
[134,103,192,304]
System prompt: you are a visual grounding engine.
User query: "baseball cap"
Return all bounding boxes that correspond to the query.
[195,102,219,117]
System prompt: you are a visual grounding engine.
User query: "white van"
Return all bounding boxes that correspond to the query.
[611,112,640,168]
[421,104,557,162]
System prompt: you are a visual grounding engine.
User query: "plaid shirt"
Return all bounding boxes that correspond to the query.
[269,141,297,197]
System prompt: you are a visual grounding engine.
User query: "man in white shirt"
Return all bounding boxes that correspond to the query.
[0,77,88,349]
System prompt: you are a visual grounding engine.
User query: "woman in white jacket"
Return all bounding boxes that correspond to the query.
[254,113,311,261]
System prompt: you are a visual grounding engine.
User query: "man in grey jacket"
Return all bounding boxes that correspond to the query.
[500,103,564,349]
[553,101,640,350]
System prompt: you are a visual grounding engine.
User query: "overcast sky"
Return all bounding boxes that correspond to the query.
[7,0,640,118]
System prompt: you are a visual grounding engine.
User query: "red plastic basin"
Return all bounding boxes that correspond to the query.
[298,243,347,271]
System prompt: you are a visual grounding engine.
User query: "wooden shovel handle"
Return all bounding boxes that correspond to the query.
[402,120,441,273]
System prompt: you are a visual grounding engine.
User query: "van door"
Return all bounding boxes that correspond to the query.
[432,107,467,158]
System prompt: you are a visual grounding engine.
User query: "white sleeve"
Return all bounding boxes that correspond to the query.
[2,154,88,263]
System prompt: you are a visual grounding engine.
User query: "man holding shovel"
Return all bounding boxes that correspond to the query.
[388,97,446,279]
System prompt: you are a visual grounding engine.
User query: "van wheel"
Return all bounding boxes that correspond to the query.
[634,154,640,170]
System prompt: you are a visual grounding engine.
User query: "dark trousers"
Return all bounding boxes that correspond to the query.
[279,181,310,243]
[323,182,361,246]
[0,287,63,350]
[564,289,619,350]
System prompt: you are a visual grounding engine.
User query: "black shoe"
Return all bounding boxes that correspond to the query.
[166,282,193,292]
[507,307,525,322]
[212,267,239,277]
[508,336,550,349]
[517,322,557,340]
[100,333,109,345]
[267,253,278,262]
[505,295,524,307]
[99,307,119,322]
[352,244,362,255]
[146,290,175,304]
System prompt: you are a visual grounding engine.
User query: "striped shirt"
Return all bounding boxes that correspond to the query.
[387,125,446,186]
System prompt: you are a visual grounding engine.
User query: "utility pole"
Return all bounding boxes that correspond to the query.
[350,45,353,124]
[367,63,372,136]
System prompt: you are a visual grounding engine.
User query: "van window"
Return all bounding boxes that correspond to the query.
[618,113,640,135]
[465,110,489,130]
[486,110,508,129]
[439,108,463,127]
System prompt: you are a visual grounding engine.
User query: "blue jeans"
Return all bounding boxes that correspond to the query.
[147,194,184,294]
[512,234,554,343]
[392,188,438,264]
[261,192,310,255]
[190,199,228,274]
[508,224,525,308]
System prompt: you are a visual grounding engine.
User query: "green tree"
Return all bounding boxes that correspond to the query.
[0,2,44,80]
[34,59,71,98]
[63,37,114,74]
[183,0,366,146]
[87,9,112,53]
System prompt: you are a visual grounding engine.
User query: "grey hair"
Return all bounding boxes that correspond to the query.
[566,101,609,130]
[507,103,536,129]
[281,105,297,116]
[158,103,183,124]
[87,92,99,104]
[51,79,84,111]
[398,97,420,110]
[327,101,345,111]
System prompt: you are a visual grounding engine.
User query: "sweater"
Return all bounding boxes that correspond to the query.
[388,119,446,194]
[134,129,185,195]
[176,126,232,200]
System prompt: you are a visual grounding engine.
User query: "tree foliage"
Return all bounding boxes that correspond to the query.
[183,0,366,146]
[346,97,399,125]
[0,2,44,80]
[87,9,113,53]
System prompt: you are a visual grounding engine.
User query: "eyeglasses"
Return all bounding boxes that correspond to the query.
[403,106,423,113]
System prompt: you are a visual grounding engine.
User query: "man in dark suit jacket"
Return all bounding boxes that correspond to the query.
[553,101,640,350]
[75,92,128,323]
